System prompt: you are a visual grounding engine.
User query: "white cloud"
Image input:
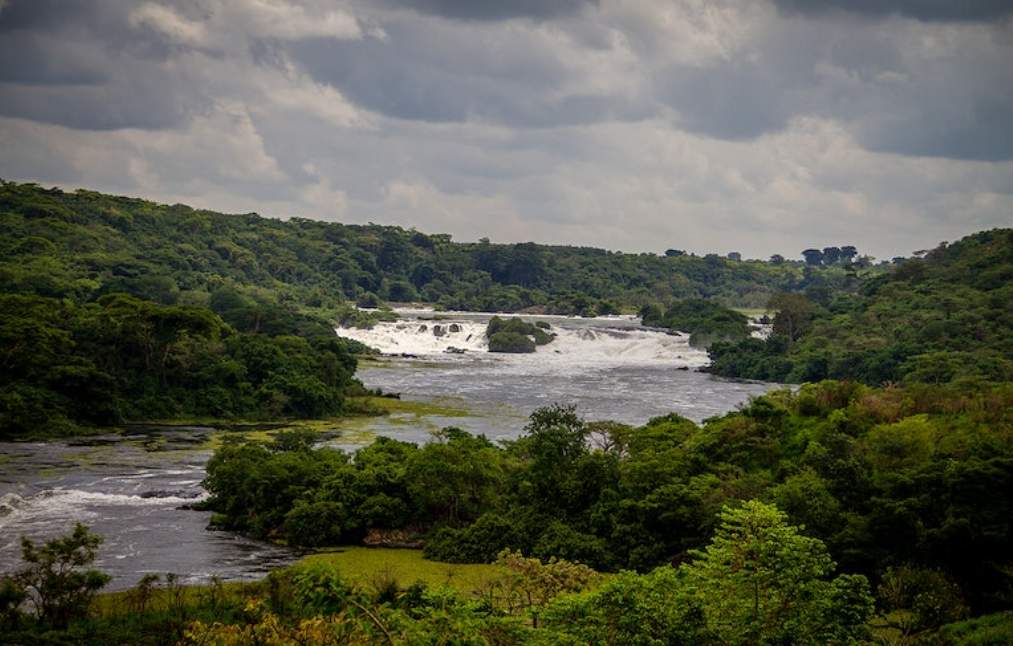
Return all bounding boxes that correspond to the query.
[227,0,362,41]
[128,0,363,49]
[129,3,209,47]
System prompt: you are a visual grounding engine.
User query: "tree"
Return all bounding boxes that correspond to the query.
[875,566,968,642]
[485,549,598,627]
[518,405,588,502]
[13,524,111,628]
[767,293,817,348]
[822,246,842,265]
[840,245,858,263]
[801,248,824,266]
[682,501,873,645]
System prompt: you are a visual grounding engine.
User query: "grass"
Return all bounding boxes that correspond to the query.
[92,577,256,617]
[358,396,470,418]
[299,547,504,595]
[732,307,771,318]
[135,396,472,450]
[90,548,503,618]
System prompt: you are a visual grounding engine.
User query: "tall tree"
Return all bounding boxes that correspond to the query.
[682,501,873,645]
[802,248,824,266]
[768,293,817,348]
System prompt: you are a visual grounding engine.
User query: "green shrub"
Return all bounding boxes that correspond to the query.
[487,331,536,353]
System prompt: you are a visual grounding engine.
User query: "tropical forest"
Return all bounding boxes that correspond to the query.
[2,1,1012,644]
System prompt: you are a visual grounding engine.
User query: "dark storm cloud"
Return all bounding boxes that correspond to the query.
[289,21,647,127]
[648,11,1013,160]
[858,95,1013,162]
[0,32,107,85]
[0,0,208,129]
[773,0,1013,22]
[0,81,202,131]
[379,0,597,21]
[0,0,1011,261]
[0,0,181,59]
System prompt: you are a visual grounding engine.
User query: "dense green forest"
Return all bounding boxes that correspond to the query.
[0,292,363,438]
[640,298,752,347]
[0,180,854,314]
[0,179,864,437]
[5,377,1011,643]
[708,229,1013,386]
[200,382,1013,627]
[3,180,1011,642]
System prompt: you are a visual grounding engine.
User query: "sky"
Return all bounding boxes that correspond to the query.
[1,0,1011,260]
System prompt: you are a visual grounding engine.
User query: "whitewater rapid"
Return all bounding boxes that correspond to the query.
[337,312,710,370]
[0,440,297,590]
[338,310,779,445]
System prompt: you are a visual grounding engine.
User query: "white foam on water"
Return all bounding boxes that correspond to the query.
[340,320,490,355]
[0,489,206,530]
[336,313,709,371]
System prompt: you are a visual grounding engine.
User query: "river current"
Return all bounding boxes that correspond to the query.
[0,310,777,589]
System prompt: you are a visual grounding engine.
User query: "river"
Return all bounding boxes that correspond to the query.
[0,310,778,590]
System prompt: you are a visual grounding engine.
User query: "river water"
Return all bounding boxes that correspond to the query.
[0,310,778,589]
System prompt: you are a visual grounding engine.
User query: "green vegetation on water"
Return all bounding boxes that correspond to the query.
[485,316,555,353]
[640,297,751,347]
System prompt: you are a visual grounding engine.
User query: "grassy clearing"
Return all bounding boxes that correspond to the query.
[732,307,771,318]
[92,578,256,617]
[300,547,504,595]
[359,396,470,418]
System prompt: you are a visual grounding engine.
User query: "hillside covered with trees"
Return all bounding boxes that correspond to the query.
[0,180,870,437]
[0,180,856,315]
[708,229,1013,386]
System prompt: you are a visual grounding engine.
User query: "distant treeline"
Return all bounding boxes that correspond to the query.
[0,180,857,315]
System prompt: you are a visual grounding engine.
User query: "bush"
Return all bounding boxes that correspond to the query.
[485,316,554,351]
[284,501,347,547]
[424,513,523,563]
[11,523,111,628]
[488,331,536,353]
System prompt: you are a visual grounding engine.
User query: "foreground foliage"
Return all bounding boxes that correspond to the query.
[1,505,884,645]
[204,383,1013,624]
[0,524,110,630]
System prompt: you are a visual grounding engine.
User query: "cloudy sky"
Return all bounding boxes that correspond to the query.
[1,0,1011,259]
